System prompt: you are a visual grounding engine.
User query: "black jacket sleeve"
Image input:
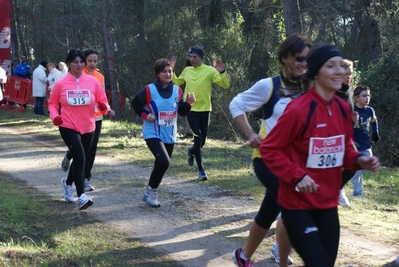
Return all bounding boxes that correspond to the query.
[130,87,148,117]
[177,87,191,116]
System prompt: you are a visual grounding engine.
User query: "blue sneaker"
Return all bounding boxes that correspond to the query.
[187,146,194,166]
[142,186,161,207]
[198,170,208,181]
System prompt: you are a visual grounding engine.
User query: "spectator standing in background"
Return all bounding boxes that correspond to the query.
[11,54,31,109]
[0,66,7,101]
[32,61,48,116]
[14,54,31,78]
[59,61,68,78]
[47,62,61,94]
[351,85,380,197]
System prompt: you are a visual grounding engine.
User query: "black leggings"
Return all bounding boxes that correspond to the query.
[187,111,210,171]
[341,168,355,188]
[281,207,340,267]
[253,158,280,229]
[145,138,174,189]
[59,127,94,197]
[85,120,102,180]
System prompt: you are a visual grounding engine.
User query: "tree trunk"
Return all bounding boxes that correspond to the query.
[363,0,382,60]
[282,0,302,35]
[101,0,121,120]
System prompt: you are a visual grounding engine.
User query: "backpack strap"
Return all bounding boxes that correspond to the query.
[262,75,281,119]
[145,84,153,113]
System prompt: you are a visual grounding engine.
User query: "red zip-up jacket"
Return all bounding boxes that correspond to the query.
[260,88,361,210]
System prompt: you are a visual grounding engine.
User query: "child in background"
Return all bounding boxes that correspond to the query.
[351,85,380,197]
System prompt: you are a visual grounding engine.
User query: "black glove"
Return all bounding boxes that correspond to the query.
[372,133,380,143]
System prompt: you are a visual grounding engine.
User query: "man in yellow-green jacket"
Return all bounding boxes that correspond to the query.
[171,46,229,181]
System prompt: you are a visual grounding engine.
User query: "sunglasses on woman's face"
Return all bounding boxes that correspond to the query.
[295,56,306,63]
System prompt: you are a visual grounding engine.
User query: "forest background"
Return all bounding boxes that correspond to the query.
[10,0,399,166]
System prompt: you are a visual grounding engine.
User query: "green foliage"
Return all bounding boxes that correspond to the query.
[10,0,399,159]
[359,53,399,166]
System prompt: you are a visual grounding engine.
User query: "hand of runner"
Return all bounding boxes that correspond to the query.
[247,132,262,148]
[186,92,195,105]
[146,113,156,122]
[295,175,319,193]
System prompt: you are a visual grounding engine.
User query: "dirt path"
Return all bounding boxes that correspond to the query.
[0,123,397,267]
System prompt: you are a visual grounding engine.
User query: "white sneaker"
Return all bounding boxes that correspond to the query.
[61,150,71,172]
[61,177,74,203]
[270,242,294,265]
[78,193,93,210]
[339,189,351,206]
[84,178,94,191]
[142,186,160,207]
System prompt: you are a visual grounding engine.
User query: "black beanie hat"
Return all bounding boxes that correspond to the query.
[187,46,204,60]
[306,44,342,80]
[40,61,48,68]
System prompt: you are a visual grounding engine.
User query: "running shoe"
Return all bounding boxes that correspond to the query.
[84,178,94,191]
[232,248,255,267]
[61,150,71,172]
[198,170,208,181]
[270,242,294,265]
[78,193,93,210]
[142,186,160,207]
[61,177,74,203]
[339,189,351,206]
[187,146,194,166]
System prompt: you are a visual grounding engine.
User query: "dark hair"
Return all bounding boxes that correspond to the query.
[278,33,313,80]
[353,85,370,97]
[277,34,312,97]
[154,58,171,76]
[278,33,312,65]
[83,49,99,63]
[65,49,85,67]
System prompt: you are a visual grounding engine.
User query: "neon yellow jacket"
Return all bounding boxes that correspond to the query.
[173,63,229,112]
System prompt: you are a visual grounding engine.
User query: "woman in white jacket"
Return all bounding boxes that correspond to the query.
[32,61,48,116]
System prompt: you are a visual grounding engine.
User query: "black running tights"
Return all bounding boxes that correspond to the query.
[59,127,94,197]
[281,207,340,267]
[145,138,174,189]
[187,111,209,172]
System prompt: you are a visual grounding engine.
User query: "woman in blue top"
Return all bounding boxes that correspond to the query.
[131,58,195,207]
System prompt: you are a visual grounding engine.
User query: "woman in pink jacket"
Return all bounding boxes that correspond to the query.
[48,49,110,210]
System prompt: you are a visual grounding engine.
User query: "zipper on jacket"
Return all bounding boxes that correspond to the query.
[76,78,80,89]
[327,104,332,116]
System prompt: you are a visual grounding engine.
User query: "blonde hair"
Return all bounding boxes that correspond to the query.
[343,59,354,72]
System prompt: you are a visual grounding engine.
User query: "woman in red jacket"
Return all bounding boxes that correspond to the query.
[260,43,380,267]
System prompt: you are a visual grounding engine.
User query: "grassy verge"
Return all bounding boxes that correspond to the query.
[0,108,398,266]
[0,172,180,267]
